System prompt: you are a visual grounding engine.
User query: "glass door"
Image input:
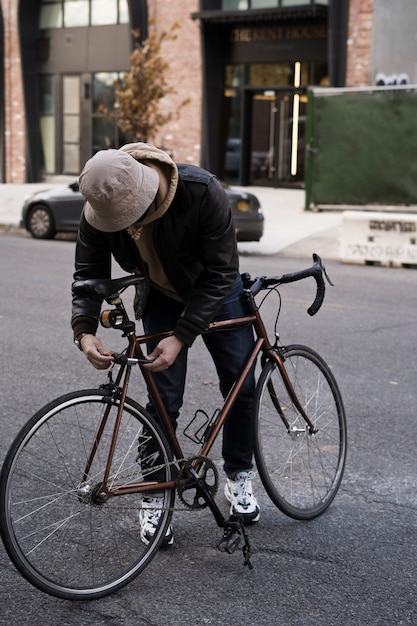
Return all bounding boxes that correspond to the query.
[247,88,306,186]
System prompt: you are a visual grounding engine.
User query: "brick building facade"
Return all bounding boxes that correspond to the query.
[345,0,373,86]
[0,0,400,185]
[146,0,202,166]
[3,0,26,183]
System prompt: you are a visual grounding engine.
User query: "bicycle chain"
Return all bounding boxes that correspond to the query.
[103,456,222,513]
[176,456,219,510]
[101,455,253,569]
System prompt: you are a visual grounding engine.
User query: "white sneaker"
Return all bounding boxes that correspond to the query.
[224,471,260,523]
[139,497,174,546]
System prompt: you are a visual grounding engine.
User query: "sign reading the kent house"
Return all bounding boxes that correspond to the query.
[229,23,327,63]
[231,24,327,44]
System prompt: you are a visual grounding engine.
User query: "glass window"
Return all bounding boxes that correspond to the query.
[39,0,129,28]
[222,0,249,9]
[249,64,291,87]
[39,2,62,28]
[91,0,117,26]
[93,72,118,111]
[63,76,80,114]
[93,117,117,151]
[63,115,79,142]
[92,72,127,151]
[39,75,55,116]
[223,65,244,182]
[63,144,80,173]
[64,0,89,27]
[281,0,308,5]
[252,0,277,7]
[39,76,56,173]
[248,63,309,87]
[63,76,80,173]
[119,0,129,24]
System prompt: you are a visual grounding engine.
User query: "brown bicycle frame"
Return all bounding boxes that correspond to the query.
[86,306,316,502]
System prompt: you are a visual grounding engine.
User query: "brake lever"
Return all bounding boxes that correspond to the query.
[313,253,334,287]
[322,262,334,287]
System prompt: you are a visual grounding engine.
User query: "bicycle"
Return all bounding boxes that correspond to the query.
[0,253,346,601]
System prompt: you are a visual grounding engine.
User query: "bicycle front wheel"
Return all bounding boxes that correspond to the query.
[0,389,175,600]
[254,345,347,520]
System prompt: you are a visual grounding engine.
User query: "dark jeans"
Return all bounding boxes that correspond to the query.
[142,276,256,476]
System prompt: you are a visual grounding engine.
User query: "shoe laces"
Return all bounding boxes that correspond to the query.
[142,497,163,523]
[233,471,256,503]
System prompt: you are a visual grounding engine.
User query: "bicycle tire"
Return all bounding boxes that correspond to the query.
[0,388,175,600]
[254,345,347,520]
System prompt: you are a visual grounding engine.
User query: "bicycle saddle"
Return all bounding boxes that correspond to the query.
[72,275,145,300]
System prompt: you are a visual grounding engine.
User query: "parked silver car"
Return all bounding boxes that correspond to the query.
[21,181,264,242]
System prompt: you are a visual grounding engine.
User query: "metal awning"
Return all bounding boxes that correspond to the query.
[191,5,328,23]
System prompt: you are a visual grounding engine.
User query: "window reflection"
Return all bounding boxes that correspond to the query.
[62,75,80,173]
[223,0,248,8]
[63,144,80,173]
[92,72,127,152]
[39,75,55,173]
[119,0,129,23]
[40,2,62,28]
[39,0,129,28]
[91,0,117,26]
[64,0,89,27]
[252,0,277,7]
[63,75,81,114]
[93,72,118,111]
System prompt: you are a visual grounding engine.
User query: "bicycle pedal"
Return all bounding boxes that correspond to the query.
[217,528,242,554]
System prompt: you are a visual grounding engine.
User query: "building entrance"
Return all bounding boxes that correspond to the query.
[225,87,307,187]
[222,60,312,187]
[225,88,307,187]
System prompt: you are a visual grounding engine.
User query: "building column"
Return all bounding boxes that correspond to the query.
[3,0,26,182]
[345,0,373,87]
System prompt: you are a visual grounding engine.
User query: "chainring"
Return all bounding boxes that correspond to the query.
[177,456,219,510]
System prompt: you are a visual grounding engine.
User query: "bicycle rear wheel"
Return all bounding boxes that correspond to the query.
[0,389,175,600]
[254,345,346,520]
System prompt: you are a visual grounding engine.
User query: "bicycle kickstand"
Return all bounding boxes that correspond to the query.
[217,515,253,570]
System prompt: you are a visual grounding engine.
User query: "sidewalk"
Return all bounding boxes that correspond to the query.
[235,186,342,259]
[0,181,343,260]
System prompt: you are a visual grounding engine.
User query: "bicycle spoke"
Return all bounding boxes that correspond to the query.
[0,390,174,600]
[254,346,346,520]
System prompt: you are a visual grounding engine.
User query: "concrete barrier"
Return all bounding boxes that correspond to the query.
[340,211,417,267]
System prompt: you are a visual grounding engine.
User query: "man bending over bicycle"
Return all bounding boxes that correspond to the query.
[71,143,260,546]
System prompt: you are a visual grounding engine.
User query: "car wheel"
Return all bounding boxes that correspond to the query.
[27,204,56,239]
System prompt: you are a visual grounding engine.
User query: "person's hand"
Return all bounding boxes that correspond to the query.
[79,334,114,370]
[143,335,185,373]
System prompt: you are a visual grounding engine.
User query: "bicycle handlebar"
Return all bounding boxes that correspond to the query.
[110,352,153,366]
[243,253,333,316]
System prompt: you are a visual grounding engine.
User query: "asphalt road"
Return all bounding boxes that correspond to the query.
[1,231,417,625]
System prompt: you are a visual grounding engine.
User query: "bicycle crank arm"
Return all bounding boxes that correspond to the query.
[186,467,254,568]
[187,466,226,526]
[217,515,253,570]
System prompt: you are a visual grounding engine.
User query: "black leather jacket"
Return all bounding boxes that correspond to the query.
[71,164,239,346]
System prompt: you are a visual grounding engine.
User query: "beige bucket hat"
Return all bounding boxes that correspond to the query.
[79,149,159,232]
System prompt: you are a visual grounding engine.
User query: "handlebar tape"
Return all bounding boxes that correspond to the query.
[249,254,328,316]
